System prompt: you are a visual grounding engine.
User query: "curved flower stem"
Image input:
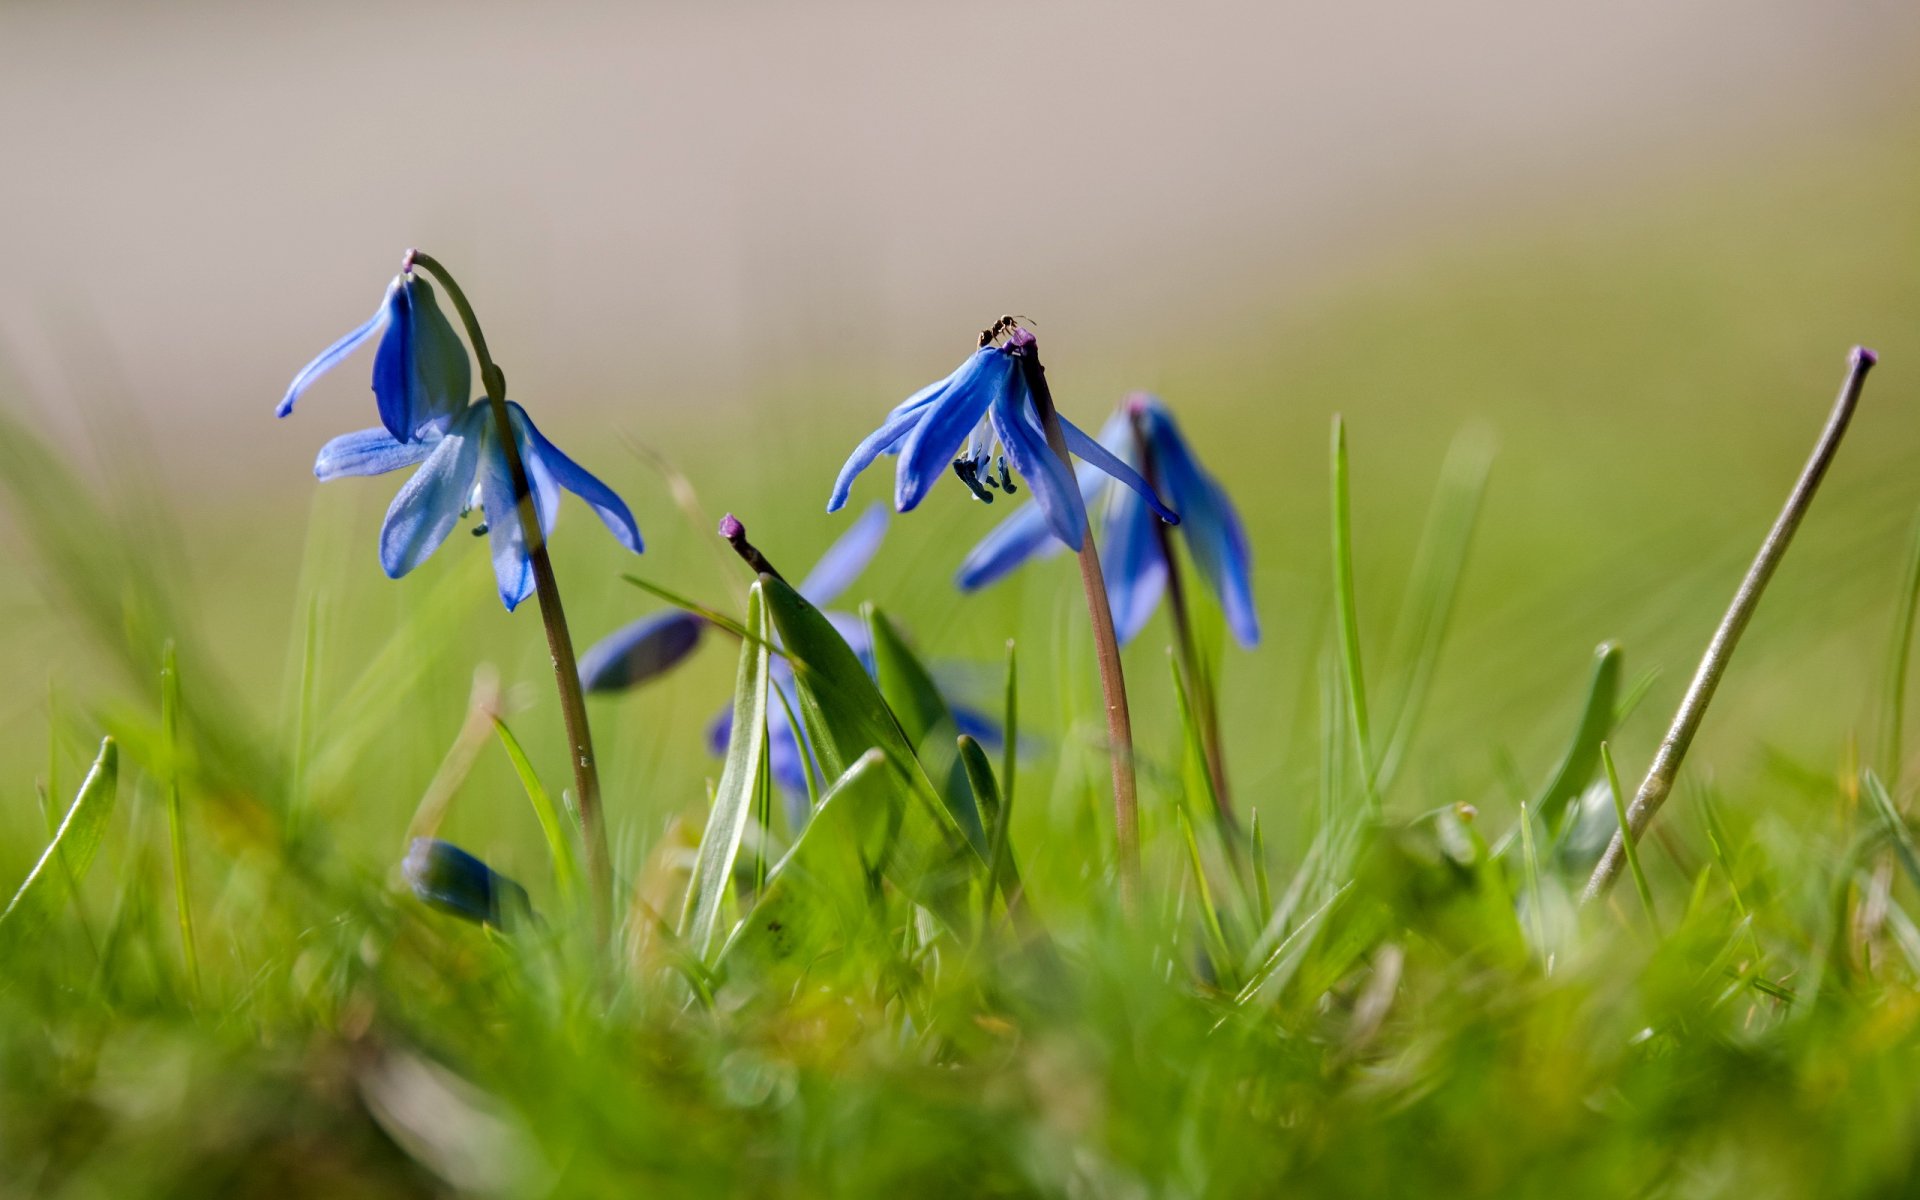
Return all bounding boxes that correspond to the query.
[405,250,612,944]
[1131,412,1237,840]
[1018,348,1141,902]
[1583,347,1876,904]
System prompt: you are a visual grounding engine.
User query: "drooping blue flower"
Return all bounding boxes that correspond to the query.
[402,838,532,928]
[314,399,642,611]
[828,326,1178,550]
[958,394,1259,647]
[279,271,472,443]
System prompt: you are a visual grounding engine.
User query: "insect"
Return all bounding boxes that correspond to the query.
[977,313,1033,347]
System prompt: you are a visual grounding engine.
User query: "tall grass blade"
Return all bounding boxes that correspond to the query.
[492,716,583,910]
[1601,742,1659,932]
[1329,415,1376,809]
[684,582,772,957]
[0,738,119,955]
[159,643,200,998]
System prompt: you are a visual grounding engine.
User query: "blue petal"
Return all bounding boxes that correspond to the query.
[1146,405,1260,645]
[1097,460,1170,646]
[277,288,390,418]
[377,411,484,579]
[578,610,706,693]
[799,503,887,607]
[989,383,1086,551]
[371,277,415,441]
[953,459,1099,590]
[894,348,1013,512]
[509,404,643,553]
[1060,416,1180,526]
[476,412,546,611]
[373,276,472,443]
[314,426,435,481]
[827,384,944,513]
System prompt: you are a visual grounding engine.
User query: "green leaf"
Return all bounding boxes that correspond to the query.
[683,582,772,958]
[717,750,897,986]
[866,605,987,854]
[0,738,119,956]
[760,575,980,919]
[492,716,582,911]
[1538,643,1622,827]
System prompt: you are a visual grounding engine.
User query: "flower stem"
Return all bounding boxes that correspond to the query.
[1131,410,1237,838]
[1582,347,1876,904]
[1018,346,1141,901]
[405,250,613,943]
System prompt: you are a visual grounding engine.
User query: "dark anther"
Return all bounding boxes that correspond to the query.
[952,459,995,503]
[471,522,490,536]
[996,456,1016,493]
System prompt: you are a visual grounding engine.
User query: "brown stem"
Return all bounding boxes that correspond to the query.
[1018,344,1140,901]
[405,251,612,943]
[1583,347,1876,903]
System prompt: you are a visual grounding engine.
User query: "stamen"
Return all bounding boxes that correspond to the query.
[997,456,1017,494]
[952,459,995,503]
[471,522,490,536]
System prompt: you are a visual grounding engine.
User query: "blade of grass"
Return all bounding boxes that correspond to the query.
[1330,415,1376,812]
[1601,742,1659,933]
[159,642,200,999]
[684,582,771,957]
[1882,511,1920,782]
[492,716,583,910]
[0,738,119,955]
[1376,427,1495,792]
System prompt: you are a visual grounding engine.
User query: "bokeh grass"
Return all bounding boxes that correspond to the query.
[0,121,1917,1195]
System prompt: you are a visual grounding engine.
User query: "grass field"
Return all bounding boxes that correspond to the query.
[0,121,1918,1196]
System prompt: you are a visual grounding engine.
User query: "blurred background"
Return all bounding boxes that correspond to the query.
[1,0,1917,877]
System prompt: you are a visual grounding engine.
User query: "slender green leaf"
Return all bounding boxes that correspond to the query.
[1539,643,1622,831]
[1601,742,1659,932]
[866,605,986,853]
[492,716,582,909]
[684,583,772,957]
[0,738,119,955]
[1330,414,1375,808]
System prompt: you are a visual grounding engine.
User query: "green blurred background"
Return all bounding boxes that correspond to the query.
[1,2,1917,893]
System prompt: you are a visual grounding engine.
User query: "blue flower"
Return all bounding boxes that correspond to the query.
[402,838,532,928]
[827,327,1178,550]
[278,271,472,443]
[314,399,643,611]
[958,394,1259,648]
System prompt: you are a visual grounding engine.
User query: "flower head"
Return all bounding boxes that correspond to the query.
[959,394,1258,647]
[314,399,642,610]
[278,270,472,443]
[828,325,1178,550]
[402,838,531,928]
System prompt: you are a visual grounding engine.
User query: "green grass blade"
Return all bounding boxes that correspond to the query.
[1177,803,1236,992]
[1376,428,1495,792]
[1882,512,1920,781]
[492,716,582,910]
[1250,807,1272,918]
[1330,414,1375,807]
[1601,742,1659,933]
[1537,643,1623,827]
[1864,769,1920,893]
[684,582,772,958]
[1518,800,1548,968]
[0,738,119,956]
[160,642,200,999]
[622,573,755,643]
[866,605,986,854]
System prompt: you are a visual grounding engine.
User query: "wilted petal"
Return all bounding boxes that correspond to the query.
[314,426,435,481]
[277,285,391,418]
[378,411,484,579]
[799,502,887,607]
[894,348,1014,512]
[990,386,1086,550]
[512,404,642,554]
[1143,402,1260,646]
[578,610,706,693]
[402,838,530,928]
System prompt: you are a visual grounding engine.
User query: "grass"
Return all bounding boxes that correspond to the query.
[1,124,1919,1195]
